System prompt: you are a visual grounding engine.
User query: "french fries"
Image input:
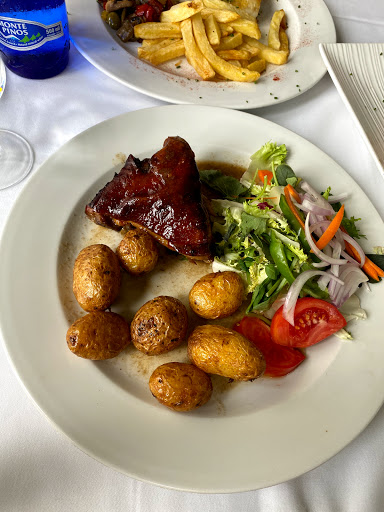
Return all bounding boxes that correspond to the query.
[224,19,261,39]
[244,36,289,65]
[204,14,221,46]
[135,0,290,82]
[218,23,234,37]
[134,22,181,39]
[181,18,215,80]
[201,8,240,23]
[237,42,260,57]
[138,39,185,65]
[279,28,289,53]
[141,37,181,48]
[247,57,266,72]
[215,32,243,50]
[160,0,203,23]
[192,13,260,82]
[268,9,285,50]
[217,49,251,60]
[202,0,255,22]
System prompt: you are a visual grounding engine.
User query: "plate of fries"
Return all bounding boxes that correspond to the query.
[67,0,336,109]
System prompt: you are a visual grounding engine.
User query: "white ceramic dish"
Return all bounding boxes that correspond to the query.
[66,0,335,109]
[320,43,384,176]
[1,105,384,493]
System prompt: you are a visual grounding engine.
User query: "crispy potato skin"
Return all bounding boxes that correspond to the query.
[130,296,188,355]
[188,324,265,381]
[66,311,130,360]
[149,362,212,411]
[73,244,121,312]
[117,229,159,275]
[189,271,244,319]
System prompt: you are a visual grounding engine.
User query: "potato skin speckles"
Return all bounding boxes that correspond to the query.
[130,296,188,355]
[117,229,159,275]
[149,362,212,411]
[66,311,130,360]
[73,244,121,312]
[188,324,265,381]
[189,271,244,319]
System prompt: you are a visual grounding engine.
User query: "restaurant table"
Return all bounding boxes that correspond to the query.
[1,1,384,510]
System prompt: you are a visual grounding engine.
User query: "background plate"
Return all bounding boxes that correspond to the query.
[67,0,336,109]
[1,105,384,493]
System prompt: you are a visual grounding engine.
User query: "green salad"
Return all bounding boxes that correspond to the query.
[199,141,384,331]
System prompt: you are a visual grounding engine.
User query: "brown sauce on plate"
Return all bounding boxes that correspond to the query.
[197,161,246,180]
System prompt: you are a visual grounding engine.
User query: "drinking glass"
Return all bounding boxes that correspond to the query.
[0,59,34,190]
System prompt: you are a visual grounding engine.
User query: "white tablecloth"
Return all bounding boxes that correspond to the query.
[1,1,384,510]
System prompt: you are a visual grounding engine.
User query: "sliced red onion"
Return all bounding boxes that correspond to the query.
[331,241,342,277]
[309,220,330,233]
[300,181,336,211]
[283,270,344,326]
[333,265,368,308]
[264,294,287,319]
[327,193,348,204]
[329,276,343,303]
[304,214,348,266]
[340,249,360,266]
[334,229,346,250]
[310,213,324,237]
[298,199,333,217]
[339,231,366,267]
[318,273,331,290]
[329,241,342,297]
[312,261,330,268]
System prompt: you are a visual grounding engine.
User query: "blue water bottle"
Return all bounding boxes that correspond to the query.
[0,0,70,79]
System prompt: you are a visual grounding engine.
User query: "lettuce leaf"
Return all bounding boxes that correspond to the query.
[199,169,247,200]
[240,142,287,188]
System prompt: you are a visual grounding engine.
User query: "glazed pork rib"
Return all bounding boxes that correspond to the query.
[85,136,212,260]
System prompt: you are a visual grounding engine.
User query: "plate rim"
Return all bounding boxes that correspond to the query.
[1,105,384,493]
[66,0,336,109]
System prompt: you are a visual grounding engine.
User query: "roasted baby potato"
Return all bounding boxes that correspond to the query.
[73,244,121,312]
[188,324,265,381]
[117,229,159,275]
[189,271,244,319]
[149,362,212,411]
[130,296,188,355]
[66,311,130,360]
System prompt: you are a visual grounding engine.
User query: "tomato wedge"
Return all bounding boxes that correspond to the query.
[234,316,305,377]
[271,298,347,348]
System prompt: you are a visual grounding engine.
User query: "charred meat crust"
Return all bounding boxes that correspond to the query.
[85,137,212,259]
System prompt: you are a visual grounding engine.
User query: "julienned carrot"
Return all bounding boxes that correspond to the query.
[345,241,379,281]
[284,186,305,230]
[367,259,384,277]
[258,169,273,185]
[315,204,345,250]
[340,226,383,281]
[284,185,382,281]
[286,184,301,204]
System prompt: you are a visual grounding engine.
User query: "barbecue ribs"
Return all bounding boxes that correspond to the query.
[85,136,212,259]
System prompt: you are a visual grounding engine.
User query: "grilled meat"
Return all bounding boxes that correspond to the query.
[85,136,212,260]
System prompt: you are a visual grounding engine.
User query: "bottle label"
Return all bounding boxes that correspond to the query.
[0,16,64,52]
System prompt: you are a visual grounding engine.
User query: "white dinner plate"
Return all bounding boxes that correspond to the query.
[1,106,384,493]
[66,0,335,109]
[319,43,384,176]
